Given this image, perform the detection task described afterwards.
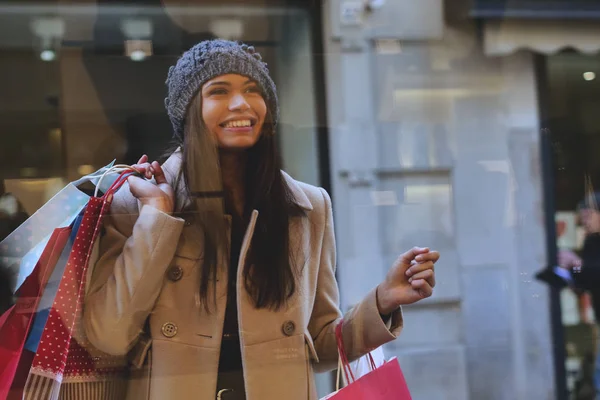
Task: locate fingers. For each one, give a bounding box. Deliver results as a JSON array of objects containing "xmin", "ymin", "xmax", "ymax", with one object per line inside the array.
[
  {"xmin": 127, "ymin": 175, "xmax": 142, "ymax": 185},
  {"xmin": 415, "ymin": 251, "xmax": 439, "ymax": 263},
  {"xmin": 408, "ymin": 269, "xmax": 435, "ymax": 288},
  {"xmin": 400, "ymin": 246, "xmax": 429, "ymax": 264},
  {"xmin": 152, "ymin": 161, "xmax": 168, "ymax": 185},
  {"xmin": 127, "ymin": 175, "xmax": 144, "ymax": 197},
  {"xmin": 558, "ymin": 253, "xmax": 570, "ymax": 269},
  {"xmin": 132, "ymin": 162, "xmax": 152, "ymax": 179},
  {"xmin": 411, "ymin": 279, "xmax": 433, "ymax": 299},
  {"xmin": 132, "ymin": 156, "xmax": 162, "ymax": 180},
  {"xmin": 406, "ymin": 260, "xmax": 434, "ymax": 277},
  {"xmin": 558, "ymin": 253, "xmax": 580, "ymax": 269}
]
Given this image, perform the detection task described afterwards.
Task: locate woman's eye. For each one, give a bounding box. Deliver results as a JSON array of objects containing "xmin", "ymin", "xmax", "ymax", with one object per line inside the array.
[
  {"xmin": 246, "ymin": 86, "xmax": 260, "ymax": 93},
  {"xmin": 209, "ymin": 88, "xmax": 227, "ymax": 95}
]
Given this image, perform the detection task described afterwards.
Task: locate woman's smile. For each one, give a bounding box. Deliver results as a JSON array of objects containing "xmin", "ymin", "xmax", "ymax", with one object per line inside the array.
[{"xmin": 201, "ymin": 74, "xmax": 267, "ymax": 150}]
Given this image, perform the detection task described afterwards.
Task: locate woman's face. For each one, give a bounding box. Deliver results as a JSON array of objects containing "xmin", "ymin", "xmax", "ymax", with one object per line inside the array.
[{"xmin": 200, "ymin": 74, "xmax": 267, "ymax": 151}]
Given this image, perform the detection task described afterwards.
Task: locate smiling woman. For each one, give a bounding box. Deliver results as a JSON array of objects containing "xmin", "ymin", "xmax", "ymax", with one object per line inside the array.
[
  {"xmin": 82, "ymin": 39, "xmax": 439, "ymax": 400},
  {"xmin": 199, "ymin": 74, "xmax": 267, "ymax": 151}
]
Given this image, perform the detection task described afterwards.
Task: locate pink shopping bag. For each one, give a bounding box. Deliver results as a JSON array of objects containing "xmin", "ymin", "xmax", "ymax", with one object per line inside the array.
[{"xmin": 321, "ymin": 320, "xmax": 412, "ymax": 400}]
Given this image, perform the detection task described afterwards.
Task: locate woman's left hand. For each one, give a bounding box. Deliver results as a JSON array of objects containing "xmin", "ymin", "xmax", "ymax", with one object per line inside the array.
[{"xmin": 376, "ymin": 247, "xmax": 440, "ymax": 315}]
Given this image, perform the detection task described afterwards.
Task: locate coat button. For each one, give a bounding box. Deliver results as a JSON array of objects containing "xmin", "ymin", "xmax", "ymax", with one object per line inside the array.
[
  {"xmin": 167, "ymin": 265, "xmax": 183, "ymax": 282},
  {"xmin": 282, "ymin": 320, "xmax": 296, "ymax": 336},
  {"xmin": 161, "ymin": 322, "xmax": 178, "ymax": 338},
  {"xmin": 184, "ymin": 215, "xmax": 195, "ymax": 227}
]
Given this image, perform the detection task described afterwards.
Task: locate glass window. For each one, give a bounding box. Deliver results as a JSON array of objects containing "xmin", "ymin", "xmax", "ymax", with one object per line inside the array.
[{"xmin": 4, "ymin": 1, "xmax": 600, "ymax": 399}]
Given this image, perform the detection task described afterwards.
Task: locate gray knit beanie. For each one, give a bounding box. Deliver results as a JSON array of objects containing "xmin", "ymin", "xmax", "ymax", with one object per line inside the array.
[{"xmin": 165, "ymin": 39, "xmax": 279, "ymax": 139}]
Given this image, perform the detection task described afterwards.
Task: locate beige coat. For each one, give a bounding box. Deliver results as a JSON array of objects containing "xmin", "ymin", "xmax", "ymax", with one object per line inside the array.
[{"xmin": 83, "ymin": 151, "xmax": 403, "ymax": 400}]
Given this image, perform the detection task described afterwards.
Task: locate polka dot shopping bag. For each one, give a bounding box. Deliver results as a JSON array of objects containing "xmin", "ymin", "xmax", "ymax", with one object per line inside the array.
[{"xmin": 20, "ymin": 169, "xmax": 138, "ymax": 400}]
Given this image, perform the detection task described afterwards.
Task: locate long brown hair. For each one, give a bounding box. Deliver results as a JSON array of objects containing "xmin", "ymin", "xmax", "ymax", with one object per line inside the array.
[{"xmin": 169, "ymin": 93, "xmax": 304, "ymax": 311}]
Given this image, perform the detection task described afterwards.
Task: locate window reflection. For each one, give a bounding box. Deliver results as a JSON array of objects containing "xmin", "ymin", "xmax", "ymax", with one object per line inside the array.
[{"xmin": 3, "ymin": 1, "xmax": 600, "ymax": 399}]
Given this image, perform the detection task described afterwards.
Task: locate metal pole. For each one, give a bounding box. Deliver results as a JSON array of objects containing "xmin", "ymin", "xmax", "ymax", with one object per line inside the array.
[
  {"xmin": 540, "ymin": 126, "xmax": 568, "ymax": 400},
  {"xmin": 534, "ymin": 51, "xmax": 568, "ymax": 400},
  {"xmin": 540, "ymin": 123, "xmax": 569, "ymax": 400}
]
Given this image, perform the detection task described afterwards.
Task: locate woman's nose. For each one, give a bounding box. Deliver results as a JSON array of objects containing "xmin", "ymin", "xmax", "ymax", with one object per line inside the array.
[{"xmin": 229, "ymin": 93, "xmax": 250, "ymax": 111}]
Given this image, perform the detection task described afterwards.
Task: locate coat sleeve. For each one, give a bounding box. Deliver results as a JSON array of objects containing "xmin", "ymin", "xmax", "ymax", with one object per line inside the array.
[
  {"xmin": 83, "ymin": 186, "xmax": 185, "ymax": 356},
  {"xmin": 572, "ymin": 263, "xmax": 600, "ymax": 290},
  {"xmin": 307, "ymin": 188, "xmax": 403, "ymax": 372},
  {"xmin": 572, "ymin": 235, "xmax": 600, "ymax": 290}
]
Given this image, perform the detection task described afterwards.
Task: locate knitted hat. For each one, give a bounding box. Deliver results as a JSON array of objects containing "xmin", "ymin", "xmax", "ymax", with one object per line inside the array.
[{"xmin": 164, "ymin": 39, "xmax": 278, "ymax": 139}]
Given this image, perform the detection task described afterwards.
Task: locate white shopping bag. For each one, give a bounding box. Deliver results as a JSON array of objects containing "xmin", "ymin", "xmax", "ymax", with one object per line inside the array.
[
  {"xmin": 349, "ymin": 346, "xmax": 386, "ymax": 377},
  {"xmin": 321, "ymin": 346, "xmax": 387, "ymax": 400},
  {"xmin": 0, "ymin": 161, "xmax": 122, "ymax": 291}
]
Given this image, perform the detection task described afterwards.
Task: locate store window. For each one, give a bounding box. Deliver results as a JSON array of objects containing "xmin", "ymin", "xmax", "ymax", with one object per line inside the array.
[{"xmin": 544, "ymin": 51, "xmax": 600, "ymax": 397}]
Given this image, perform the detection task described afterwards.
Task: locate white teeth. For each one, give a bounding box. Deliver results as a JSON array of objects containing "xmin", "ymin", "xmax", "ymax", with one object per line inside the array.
[{"xmin": 224, "ymin": 120, "xmax": 251, "ymax": 128}]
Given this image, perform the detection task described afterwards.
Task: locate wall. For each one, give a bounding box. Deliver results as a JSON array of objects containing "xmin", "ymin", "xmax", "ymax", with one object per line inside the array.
[{"xmin": 321, "ymin": 2, "xmax": 554, "ymax": 398}]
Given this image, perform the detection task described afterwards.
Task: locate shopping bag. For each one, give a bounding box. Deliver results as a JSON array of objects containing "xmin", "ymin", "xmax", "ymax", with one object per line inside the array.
[
  {"xmin": 0, "ymin": 227, "xmax": 71, "ymax": 399},
  {"xmin": 23, "ymin": 169, "xmax": 138, "ymax": 400},
  {"xmin": 24, "ymin": 211, "xmax": 85, "ymax": 353},
  {"xmin": 0, "ymin": 161, "xmax": 118, "ymax": 293},
  {"xmin": 7, "ymin": 213, "xmax": 84, "ymax": 400},
  {"xmin": 320, "ymin": 320, "xmax": 412, "ymax": 400},
  {"xmin": 350, "ymin": 346, "xmax": 385, "ymax": 378}
]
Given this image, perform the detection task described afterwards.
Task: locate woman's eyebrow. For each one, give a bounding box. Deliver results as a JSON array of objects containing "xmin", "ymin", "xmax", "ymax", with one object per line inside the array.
[{"xmin": 204, "ymin": 81, "xmax": 231, "ymax": 88}]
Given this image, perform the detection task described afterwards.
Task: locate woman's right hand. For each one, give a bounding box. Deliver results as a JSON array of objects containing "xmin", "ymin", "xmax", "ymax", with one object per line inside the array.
[
  {"xmin": 558, "ymin": 249, "xmax": 581, "ymax": 270},
  {"xmin": 128, "ymin": 155, "xmax": 175, "ymax": 215}
]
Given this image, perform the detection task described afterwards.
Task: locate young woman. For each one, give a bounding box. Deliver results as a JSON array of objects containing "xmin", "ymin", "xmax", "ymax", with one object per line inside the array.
[{"xmin": 83, "ymin": 39, "xmax": 439, "ymax": 400}]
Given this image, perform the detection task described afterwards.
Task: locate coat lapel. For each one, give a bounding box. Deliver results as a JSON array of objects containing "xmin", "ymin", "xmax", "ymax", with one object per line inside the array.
[{"xmin": 281, "ymin": 171, "xmax": 313, "ymax": 211}]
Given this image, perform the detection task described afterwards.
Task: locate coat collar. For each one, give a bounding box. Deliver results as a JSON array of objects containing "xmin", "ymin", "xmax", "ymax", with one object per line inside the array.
[
  {"xmin": 280, "ymin": 171, "xmax": 313, "ymax": 211},
  {"xmin": 161, "ymin": 149, "xmax": 313, "ymax": 212}
]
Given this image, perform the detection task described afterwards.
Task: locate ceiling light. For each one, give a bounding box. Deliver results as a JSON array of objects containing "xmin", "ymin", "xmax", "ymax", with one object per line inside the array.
[
  {"xmin": 40, "ymin": 50, "xmax": 56, "ymax": 62},
  {"xmin": 125, "ymin": 40, "xmax": 152, "ymax": 61},
  {"xmin": 31, "ymin": 17, "xmax": 64, "ymax": 62},
  {"xmin": 583, "ymin": 71, "xmax": 596, "ymax": 81},
  {"xmin": 130, "ymin": 50, "xmax": 147, "ymax": 62}
]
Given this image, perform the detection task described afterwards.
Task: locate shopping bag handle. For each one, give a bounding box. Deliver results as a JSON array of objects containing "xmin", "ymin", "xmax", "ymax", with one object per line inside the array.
[
  {"xmin": 103, "ymin": 170, "xmax": 138, "ymax": 200},
  {"xmin": 94, "ymin": 165, "xmax": 142, "ymax": 198},
  {"xmin": 70, "ymin": 160, "xmax": 116, "ymax": 188},
  {"xmin": 335, "ymin": 319, "xmax": 377, "ymax": 386}
]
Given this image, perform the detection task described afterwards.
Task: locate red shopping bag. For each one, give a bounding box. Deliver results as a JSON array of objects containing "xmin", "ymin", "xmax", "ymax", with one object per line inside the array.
[
  {"xmin": 7, "ymin": 212, "xmax": 85, "ymax": 400},
  {"xmin": 322, "ymin": 320, "xmax": 412, "ymax": 400},
  {"xmin": 23, "ymin": 171, "xmax": 135, "ymax": 399},
  {"xmin": 0, "ymin": 227, "xmax": 71, "ymax": 399}
]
